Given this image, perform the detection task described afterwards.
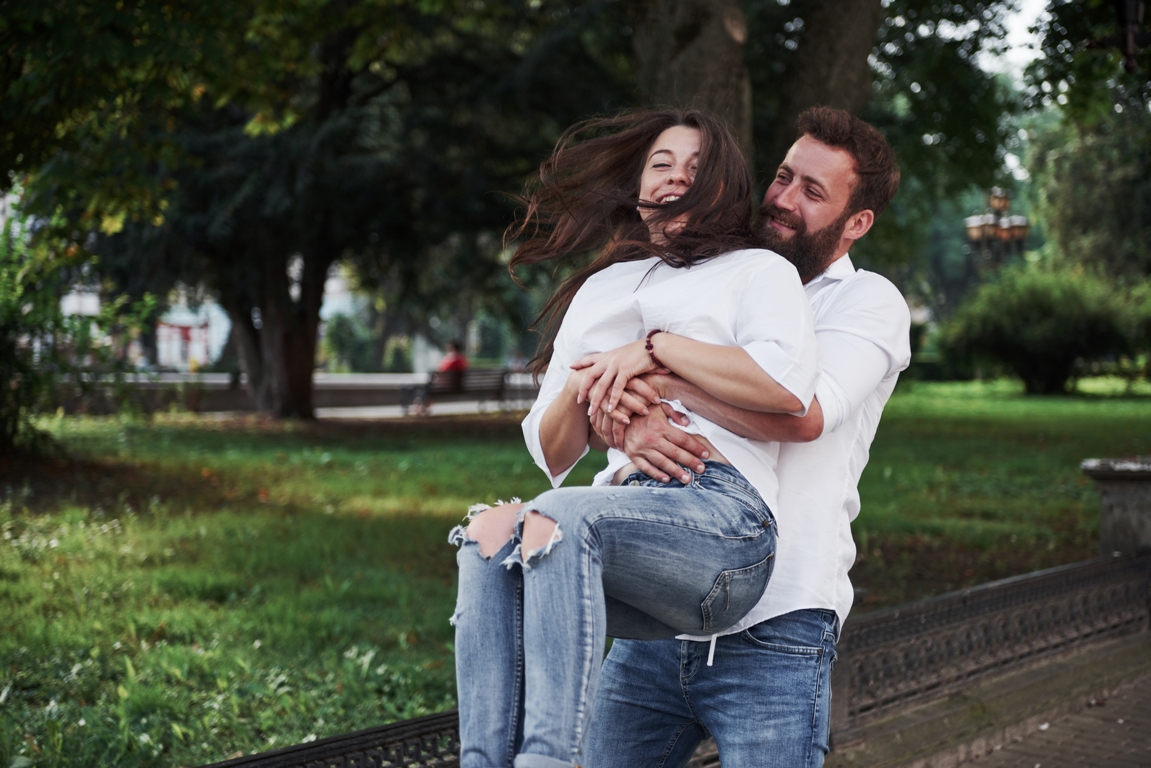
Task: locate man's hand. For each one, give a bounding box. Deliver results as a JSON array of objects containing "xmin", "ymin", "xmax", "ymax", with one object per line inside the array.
[{"xmin": 620, "ymin": 406, "xmax": 710, "ymax": 484}]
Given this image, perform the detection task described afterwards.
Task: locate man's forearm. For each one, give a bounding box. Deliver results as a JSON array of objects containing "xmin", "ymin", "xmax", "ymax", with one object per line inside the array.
[{"xmin": 661, "ymin": 375, "xmax": 823, "ymax": 443}]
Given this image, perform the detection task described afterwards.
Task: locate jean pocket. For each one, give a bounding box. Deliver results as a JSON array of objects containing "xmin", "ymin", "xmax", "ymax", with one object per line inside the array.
[
  {"xmin": 740, "ymin": 610, "xmax": 834, "ymax": 654},
  {"xmin": 700, "ymin": 552, "xmax": 774, "ymax": 633}
]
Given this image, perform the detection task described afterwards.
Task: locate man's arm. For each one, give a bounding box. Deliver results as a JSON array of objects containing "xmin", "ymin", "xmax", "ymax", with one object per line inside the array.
[
  {"xmin": 660, "ymin": 374, "xmax": 825, "ymax": 443},
  {"xmin": 593, "ymin": 380, "xmax": 821, "ymax": 484},
  {"xmin": 609, "ymin": 276, "xmax": 910, "ymax": 482}
]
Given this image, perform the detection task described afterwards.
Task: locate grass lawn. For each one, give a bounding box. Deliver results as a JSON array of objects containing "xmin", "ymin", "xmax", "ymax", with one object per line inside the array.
[{"xmin": 2, "ymin": 380, "xmax": 1150, "ymax": 767}]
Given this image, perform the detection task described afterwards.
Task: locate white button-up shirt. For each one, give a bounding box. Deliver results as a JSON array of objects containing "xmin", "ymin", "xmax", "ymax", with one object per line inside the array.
[
  {"xmin": 522, "ymin": 249, "xmax": 818, "ymax": 518},
  {"xmin": 691, "ymin": 254, "xmax": 912, "ymax": 639}
]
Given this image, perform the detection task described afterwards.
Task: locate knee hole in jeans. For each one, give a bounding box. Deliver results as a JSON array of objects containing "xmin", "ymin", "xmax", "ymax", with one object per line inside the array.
[
  {"xmin": 521, "ymin": 510, "xmax": 563, "ymax": 564},
  {"xmin": 464, "ymin": 503, "xmax": 522, "ymax": 559}
]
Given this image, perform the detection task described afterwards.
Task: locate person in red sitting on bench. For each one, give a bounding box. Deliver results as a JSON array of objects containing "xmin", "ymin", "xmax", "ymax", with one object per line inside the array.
[
  {"xmin": 435, "ymin": 340, "xmax": 467, "ymax": 391},
  {"xmin": 415, "ymin": 340, "xmax": 468, "ymax": 415}
]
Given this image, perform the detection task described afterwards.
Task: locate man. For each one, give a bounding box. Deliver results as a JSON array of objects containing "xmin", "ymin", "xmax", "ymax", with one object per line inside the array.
[{"xmin": 584, "ymin": 107, "xmax": 911, "ymax": 767}]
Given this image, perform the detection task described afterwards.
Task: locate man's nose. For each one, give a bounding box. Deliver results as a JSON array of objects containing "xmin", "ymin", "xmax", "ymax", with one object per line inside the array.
[{"xmin": 771, "ymin": 182, "xmax": 799, "ymax": 210}]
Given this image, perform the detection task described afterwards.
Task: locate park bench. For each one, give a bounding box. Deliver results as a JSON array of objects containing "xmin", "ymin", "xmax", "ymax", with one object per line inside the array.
[{"xmin": 399, "ymin": 368, "xmax": 512, "ymax": 415}]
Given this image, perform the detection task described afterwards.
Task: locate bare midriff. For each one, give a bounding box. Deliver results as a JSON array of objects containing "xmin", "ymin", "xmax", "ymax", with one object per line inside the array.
[{"xmin": 610, "ymin": 435, "xmax": 730, "ymax": 485}]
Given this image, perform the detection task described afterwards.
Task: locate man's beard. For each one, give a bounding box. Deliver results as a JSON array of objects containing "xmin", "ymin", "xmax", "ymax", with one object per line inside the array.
[{"xmin": 757, "ymin": 203, "xmax": 851, "ymax": 283}]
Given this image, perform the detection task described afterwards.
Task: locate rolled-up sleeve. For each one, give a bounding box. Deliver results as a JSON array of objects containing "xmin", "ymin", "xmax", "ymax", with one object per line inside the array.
[
  {"xmin": 521, "ymin": 333, "xmax": 586, "ymax": 488},
  {"xmin": 735, "ymin": 259, "xmax": 819, "ymax": 414},
  {"xmin": 814, "ymin": 275, "xmax": 912, "ymax": 435}
]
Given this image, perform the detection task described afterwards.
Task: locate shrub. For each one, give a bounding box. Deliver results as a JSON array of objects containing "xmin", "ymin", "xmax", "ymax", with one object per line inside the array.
[
  {"xmin": 0, "ymin": 221, "xmax": 76, "ymax": 454},
  {"xmin": 941, "ymin": 263, "xmax": 1131, "ymax": 395},
  {"xmin": 1, "ymin": 216, "xmax": 154, "ymax": 454},
  {"xmin": 323, "ymin": 313, "xmax": 381, "ymax": 372}
]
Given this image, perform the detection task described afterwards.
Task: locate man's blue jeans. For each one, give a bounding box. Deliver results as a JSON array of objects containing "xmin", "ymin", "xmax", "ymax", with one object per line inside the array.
[
  {"xmin": 451, "ymin": 462, "xmax": 776, "ymax": 768},
  {"xmin": 586, "ymin": 609, "xmax": 839, "ymax": 768}
]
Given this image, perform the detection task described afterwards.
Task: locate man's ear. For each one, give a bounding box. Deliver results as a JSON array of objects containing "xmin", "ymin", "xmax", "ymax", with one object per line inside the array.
[{"xmin": 842, "ymin": 209, "xmax": 875, "ymax": 243}]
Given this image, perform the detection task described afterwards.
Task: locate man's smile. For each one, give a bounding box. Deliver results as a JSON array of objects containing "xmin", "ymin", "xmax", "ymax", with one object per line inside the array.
[{"xmin": 766, "ymin": 210, "xmax": 801, "ymax": 235}]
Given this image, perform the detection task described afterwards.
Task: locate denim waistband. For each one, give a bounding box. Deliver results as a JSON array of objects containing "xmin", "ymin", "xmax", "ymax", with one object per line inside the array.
[{"xmin": 622, "ymin": 460, "xmax": 769, "ymax": 516}]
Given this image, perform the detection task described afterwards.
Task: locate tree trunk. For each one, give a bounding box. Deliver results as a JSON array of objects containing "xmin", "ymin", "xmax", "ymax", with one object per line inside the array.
[
  {"xmin": 760, "ymin": 0, "xmax": 886, "ymax": 171},
  {"xmin": 220, "ymin": 295, "xmax": 274, "ymax": 411},
  {"xmin": 217, "ymin": 250, "xmax": 330, "ymax": 418},
  {"xmin": 632, "ymin": 0, "xmax": 754, "ymax": 165}
]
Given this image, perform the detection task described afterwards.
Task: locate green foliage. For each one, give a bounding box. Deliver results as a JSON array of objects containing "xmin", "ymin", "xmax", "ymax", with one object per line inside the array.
[
  {"xmin": 1029, "ymin": 107, "xmax": 1151, "ymax": 279},
  {"xmin": 1026, "ymin": 0, "xmax": 1151, "ymax": 126},
  {"xmin": 743, "ymin": 0, "xmax": 1016, "ymax": 272},
  {"xmin": 0, "ymin": 210, "xmax": 157, "ymax": 454},
  {"xmin": 941, "ymin": 261, "xmax": 1132, "ymax": 395},
  {"xmin": 0, "ymin": 218, "xmax": 69, "ymax": 453},
  {"xmin": 323, "ymin": 314, "xmax": 381, "ymax": 373}
]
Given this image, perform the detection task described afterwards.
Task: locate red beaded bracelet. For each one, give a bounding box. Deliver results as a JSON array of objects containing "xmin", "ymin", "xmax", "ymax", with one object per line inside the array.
[{"xmin": 645, "ymin": 329, "xmax": 664, "ymax": 368}]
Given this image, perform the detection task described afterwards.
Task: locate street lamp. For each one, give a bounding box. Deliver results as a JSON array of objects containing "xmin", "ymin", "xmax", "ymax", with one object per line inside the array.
[{"xmin": 963, "ymin": 187, "xmax": 1029, "ymax": 270}]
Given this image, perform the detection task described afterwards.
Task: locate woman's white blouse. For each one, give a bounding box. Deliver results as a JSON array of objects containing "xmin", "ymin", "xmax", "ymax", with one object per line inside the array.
[{"xmin": 521, "ymin": 248, "xmax": 818, "ymax": 517}]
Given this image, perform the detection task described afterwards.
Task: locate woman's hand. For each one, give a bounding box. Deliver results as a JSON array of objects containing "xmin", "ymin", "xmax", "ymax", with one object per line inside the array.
[{"xmin": 571, "ymin": 340, "xmax": 664, "ymax": 417}]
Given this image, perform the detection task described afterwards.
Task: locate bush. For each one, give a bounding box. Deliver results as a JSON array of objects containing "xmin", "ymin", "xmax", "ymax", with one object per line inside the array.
[
  {"xmin": 0, "ymin": 221, "xmax": 76, "ymax": 453},
  {"xmin": 941, "ymin": 263, "xmax": 1131, "ymax": 395},
  {"xmin": 1, "ymin": 216, "xmax": 154, "ymax": 454},
  {"xmin": 323, "ymin": 313, "xmax": 381, "ymax": 372}
]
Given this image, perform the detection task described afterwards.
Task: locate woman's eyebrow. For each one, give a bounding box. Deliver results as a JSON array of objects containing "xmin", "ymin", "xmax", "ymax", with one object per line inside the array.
[{"xmin": 648, "ymin": 148, "xmax": 675, "ymax": 161}]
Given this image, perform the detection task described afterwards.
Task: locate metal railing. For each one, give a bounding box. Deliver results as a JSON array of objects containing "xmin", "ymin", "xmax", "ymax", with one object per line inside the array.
[{"xmin": 830, "ymin": 554, "xmax": 1151, "ymax": 730}]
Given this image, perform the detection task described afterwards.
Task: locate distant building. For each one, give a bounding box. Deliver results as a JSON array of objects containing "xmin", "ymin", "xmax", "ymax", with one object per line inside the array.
[
  {"xmin": 59, "ymin": 264, "xmax": 359, "ymax": 372},
  {"xmin": 156, "ymin": 298, "xmax": 230, "ymax": 372}
]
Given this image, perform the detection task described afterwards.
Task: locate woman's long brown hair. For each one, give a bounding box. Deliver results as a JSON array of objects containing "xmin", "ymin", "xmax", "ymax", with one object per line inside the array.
[{"xmin": 506, "ymin": 109, "xmax": 757, "ymax": 376}]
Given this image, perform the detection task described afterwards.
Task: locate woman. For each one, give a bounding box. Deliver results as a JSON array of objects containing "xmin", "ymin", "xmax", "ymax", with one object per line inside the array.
[{"xmin": 451, "ymin": 110, "xmax": 817, "ymax": 768}]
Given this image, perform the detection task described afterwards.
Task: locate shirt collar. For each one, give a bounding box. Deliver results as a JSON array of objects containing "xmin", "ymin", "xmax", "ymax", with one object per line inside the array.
[{"xmin": 806, "ymin": 253, "xmax": 855, "ymax": 289}]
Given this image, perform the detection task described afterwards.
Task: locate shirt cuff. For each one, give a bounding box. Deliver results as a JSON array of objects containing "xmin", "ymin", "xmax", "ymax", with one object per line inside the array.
[
  {"xmin": 742, "ymin": 340, "xmax": 817, "ymax": 415},
  {"xmin": 813, "ymin": 375, "xmax": 850, "ymax": 437},
  {"xmin": 522, "ymin": 415, "xmax": 586, "ymax": 488}
]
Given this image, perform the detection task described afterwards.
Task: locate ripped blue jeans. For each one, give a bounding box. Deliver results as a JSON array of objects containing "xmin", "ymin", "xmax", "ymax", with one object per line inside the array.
[{"xmin": 449, "ymin": 461, "xmax": 776, "ymax": 768}]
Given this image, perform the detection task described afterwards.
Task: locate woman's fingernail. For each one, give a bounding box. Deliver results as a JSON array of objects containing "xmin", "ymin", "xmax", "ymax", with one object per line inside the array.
[
  {"xmin": 701, "ymin": 451, "xmax": 709, "ymax": 458},
  {"xmin": 622, "ymin": 417, "xmax": 630, "ymax": 424},
  {"xmin": 696, "ymin": 464, "xmax": 705, "ymax": 473},
  {"xmin": 681, "ymin": 474, "xmax": 690, "ymax": 483},
  {"xmin": 640, "ymin": 408, "xmax": 649, "ymax": 415}
]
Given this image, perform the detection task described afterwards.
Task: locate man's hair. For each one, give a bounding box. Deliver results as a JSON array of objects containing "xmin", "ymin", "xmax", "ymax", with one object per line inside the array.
[{"xmin": 795, "ymin": 107, "xmax": 900, "ymax": 218}]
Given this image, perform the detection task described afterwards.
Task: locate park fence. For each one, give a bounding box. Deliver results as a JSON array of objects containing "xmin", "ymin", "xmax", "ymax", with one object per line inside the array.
[{"xmin": 202, "ymin": 553, "xmax": 1151, "ymax": 768}]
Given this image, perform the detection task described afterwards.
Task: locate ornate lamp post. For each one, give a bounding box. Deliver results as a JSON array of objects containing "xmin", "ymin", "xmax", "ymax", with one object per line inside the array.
[{"xmin": 963, "ymin": 187, "xmax": 1030, "ymax": 271}]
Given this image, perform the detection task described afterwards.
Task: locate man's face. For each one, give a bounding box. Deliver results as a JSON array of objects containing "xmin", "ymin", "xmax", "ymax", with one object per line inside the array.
[{"xmin": 758, "ymin": 136, "xmax": 859, "ymax": 283}]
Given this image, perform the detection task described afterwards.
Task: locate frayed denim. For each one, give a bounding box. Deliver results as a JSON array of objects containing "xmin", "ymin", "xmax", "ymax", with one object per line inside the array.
[{"xmin": 451, "ymin": 462, "xmax": 776, "ymax": 768}]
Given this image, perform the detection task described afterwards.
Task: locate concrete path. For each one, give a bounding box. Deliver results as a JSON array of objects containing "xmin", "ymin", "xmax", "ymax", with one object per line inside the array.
[
  {"xmin": 315, "ymin": 399, "xmax": 534, "ymax": 420},
  {"xmin": 969, "ymin": 675, "xmax": 1151, "ymax": 767}
]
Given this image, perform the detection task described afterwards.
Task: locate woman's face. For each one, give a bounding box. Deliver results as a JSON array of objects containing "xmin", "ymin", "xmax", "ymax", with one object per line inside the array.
[{"xmin": 638, "ymin": 125, "xmax": 701, "ymax": 243}]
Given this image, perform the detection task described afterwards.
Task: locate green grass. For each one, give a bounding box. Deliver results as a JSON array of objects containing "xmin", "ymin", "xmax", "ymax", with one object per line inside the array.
[
  {"xmin": 852, "ymin": 379, "xmax": 1151, "ymax": 606},
  {"xmin": 2, "ymin": 382, "xmax": 1151, "ymax": 766},
  {"xmin": 1, "ymin": 414, "xmax": 603, "ymax": 768}
]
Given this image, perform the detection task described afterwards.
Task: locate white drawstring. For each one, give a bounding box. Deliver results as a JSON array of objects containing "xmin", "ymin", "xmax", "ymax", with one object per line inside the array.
[{"xmin": 706, "ymin": 634, "xmax": 717, "ymax": 666}]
